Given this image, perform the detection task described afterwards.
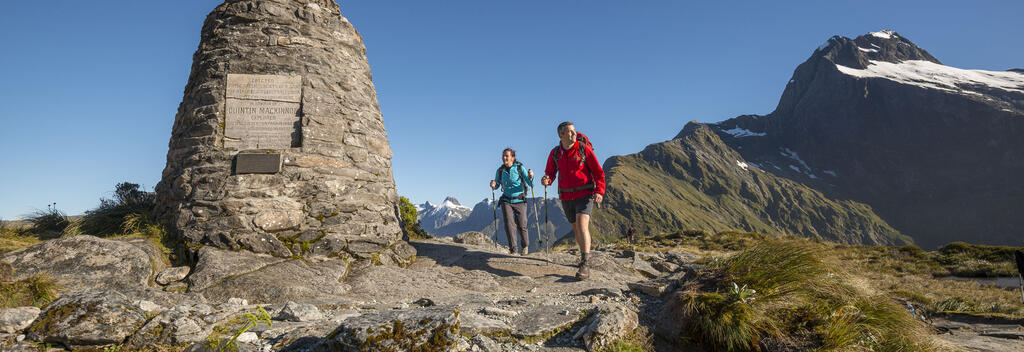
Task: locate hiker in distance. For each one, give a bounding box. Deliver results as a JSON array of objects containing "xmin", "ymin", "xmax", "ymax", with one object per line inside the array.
[
  {"xmin": 541, "ymin": 121, "xmax": 606, "ymax": 280},
  {"xmin": 491, "ymin": 148, "xmax": 535, "ymax": 256}
]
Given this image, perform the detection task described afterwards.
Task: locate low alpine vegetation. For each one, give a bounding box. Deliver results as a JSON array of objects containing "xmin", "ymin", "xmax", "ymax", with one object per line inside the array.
[
  {"xmin": 80, "ymin": 182, "xmax": 157, "ymax": 237},
  {"xmin": 677, "ymin": 239, "xmax": 930, "ymax": 351},
  {"xmin": 26, "ymin": 203, "xmax": 73, "ymax": 239},
  {"xmin": 0, "ymin": 272, "xmax": 59, "ymax": 309},
  {"xmin": 398, "ymin": 196, "xmax": 430, "ymax": 240}
]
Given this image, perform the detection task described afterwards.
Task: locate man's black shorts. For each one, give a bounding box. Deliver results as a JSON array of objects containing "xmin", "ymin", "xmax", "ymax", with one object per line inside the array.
[{"xmin": 561, "ymin": 194, "xmax": 596, "ymax": 223}]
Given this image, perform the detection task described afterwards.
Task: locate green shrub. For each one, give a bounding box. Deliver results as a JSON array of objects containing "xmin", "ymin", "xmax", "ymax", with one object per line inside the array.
[
  {"xmin": 26, "ymin": 203, "xmax": 71, "ymax": 239},
  {"xmin": 398, "ymin": 196, "xmax": 430, "ymax": 240},
  {"xmin": 80, "ymin": 182, "xmax": 156, "ymax": 237}
]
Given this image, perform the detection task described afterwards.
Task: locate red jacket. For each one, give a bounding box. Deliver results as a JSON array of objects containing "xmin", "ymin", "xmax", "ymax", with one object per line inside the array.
[{"xmin": 544, "ymin": 139, "xmax": 605, "ymax": 201}]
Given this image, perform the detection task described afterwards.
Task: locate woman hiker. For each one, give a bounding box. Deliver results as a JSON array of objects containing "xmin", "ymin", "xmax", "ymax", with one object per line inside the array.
[
  {"xmin": 541, "ymin": 121, "xmax": 605, "ymax": 280},
  {"xmin": 490, "ymin": 148, "xmax": 535, "ymax": 256}
]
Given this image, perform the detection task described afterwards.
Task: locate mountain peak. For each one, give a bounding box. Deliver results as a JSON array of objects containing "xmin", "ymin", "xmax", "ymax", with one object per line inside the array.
[
  {"xmin": 814, "ymin": 30, "xmax": 939, "ymax": 69},
  {"xmin": 442, "ymin": 196, "xmax": 462, "ymax": 206}
]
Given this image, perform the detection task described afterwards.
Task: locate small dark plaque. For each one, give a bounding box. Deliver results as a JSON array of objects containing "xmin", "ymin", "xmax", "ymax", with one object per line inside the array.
[{"xmin": 235, "ymin": 153, "xmax": 282, "ymax": 174}]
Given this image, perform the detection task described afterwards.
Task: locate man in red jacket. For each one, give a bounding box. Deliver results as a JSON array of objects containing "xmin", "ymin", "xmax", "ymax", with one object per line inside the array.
[{"xmin": 541, "ymin": 121, "xmax": 605, "ymax": 280}]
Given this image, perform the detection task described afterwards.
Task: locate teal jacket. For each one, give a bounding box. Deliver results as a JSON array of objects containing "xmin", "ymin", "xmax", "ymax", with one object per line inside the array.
[{"xmin": 493, "ymin": 162, "xmax": 534, "ymax": 204}]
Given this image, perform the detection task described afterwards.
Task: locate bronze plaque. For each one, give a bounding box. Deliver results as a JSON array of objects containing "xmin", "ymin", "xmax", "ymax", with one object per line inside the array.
[
  {"xmin": 235, "ymin": 153, "xmax": 282, "ymax": 174},
  {"xmin": 224, "ymin": 74, "xmax": 302, "ymax": 149}
]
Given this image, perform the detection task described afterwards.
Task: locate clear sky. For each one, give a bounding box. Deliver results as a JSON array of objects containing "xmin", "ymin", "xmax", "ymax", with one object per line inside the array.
[{"xmin": 0, "ymin": 1, "xmax": 1021, "ymax": 219}]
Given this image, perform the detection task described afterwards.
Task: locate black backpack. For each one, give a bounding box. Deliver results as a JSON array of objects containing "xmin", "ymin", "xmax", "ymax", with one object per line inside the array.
[{"xmin": 553, "ymin": 131, "xmax": 593, "ymax": 167}]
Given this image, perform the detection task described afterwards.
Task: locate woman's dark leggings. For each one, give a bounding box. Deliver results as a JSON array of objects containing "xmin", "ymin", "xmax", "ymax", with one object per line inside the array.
[{"xmin": 500, "ymin": 201, "xmax": 528, "ymax": 252}]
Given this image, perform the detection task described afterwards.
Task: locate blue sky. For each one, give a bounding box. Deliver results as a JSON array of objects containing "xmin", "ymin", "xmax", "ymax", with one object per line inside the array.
[{"xmin": 0, "ymin": 1, "xmax": 1021, "ymax": 219}]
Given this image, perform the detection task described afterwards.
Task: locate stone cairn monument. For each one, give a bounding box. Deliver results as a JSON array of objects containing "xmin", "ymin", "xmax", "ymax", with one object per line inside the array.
[{"xmin": 155, "ymin": 0, "xmax": 414, "ymax": 277}]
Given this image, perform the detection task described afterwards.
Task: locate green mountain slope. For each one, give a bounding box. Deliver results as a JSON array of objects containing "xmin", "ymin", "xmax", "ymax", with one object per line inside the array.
[{"xmin": 592, "ymin": 123, "xmax": 911, "ymax": 245}]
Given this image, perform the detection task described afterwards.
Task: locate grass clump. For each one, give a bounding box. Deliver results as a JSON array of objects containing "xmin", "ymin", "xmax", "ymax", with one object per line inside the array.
[
  {"xmin": 80, "ymin": 182, "xmax": 157, "ymax": 237},
  {"xmin": 677, "ymin": 239, "xmax": 930, "ymax": 351},
  {"xmin": 0, "ymin": 220, "xmax": 42, "ymax": 254},
  {"xmin": 25, "ymin": 203, "xmax": 73, "ymax": 239},
  {"xmin": 0, "ymin": 274, "xmax": 59, "ymax": 309},
  {"xmin": 597, "ymin": 325, "xmax": 654, "ymax": 352}
]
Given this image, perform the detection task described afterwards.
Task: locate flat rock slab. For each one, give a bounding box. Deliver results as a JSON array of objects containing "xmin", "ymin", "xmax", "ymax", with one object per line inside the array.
[
  {"xmin": 188, "ymin": 247, "xmax": 350, "ymax": 303},
  {"xmin": 509, "ymin": 304, "xmax": 585, "ymax": 338},
  {"xmin": 26, "ymin": 290, "xmax": 147, "ymax": 348},
  {"xmin": 0, "ymin": 307, "xmax": 40, "ymax": 334},
  {"xmin": 1, "ymin": 236, "xmax": 159, "ymax": 293},
  {"xmin": 459, "ymin": 312, "xmax": 511, "ymax": 335},
  {"xmin": 317, "ymin": 307, "xmax": 460, "ymax": 351}
]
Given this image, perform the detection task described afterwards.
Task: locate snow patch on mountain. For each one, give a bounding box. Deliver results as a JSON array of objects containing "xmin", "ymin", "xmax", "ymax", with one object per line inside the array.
[
  {"xmin": 835, "ymin": 60, "xmax": 1024, "ymax": 95},
  {"xmin": 781, "ymin": 148, "xmax": 818, "ymax": 179},
  {"xmin": 869, "ymin": 30, "xmax": 896, "ymax": 39},
  {"xmin": 722, "ymin": 126, "xmax": 767, "ymax": 138}
]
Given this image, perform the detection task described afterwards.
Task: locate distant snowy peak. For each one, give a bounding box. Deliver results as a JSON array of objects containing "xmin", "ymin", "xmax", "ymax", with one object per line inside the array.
[
  {"xmin": 417, "ymin": 196, "xmax": 472, "ymax": 230},
  {"xmin": 441, "ymin": 196, "xmax": 464, "ymax": 207},
  {"xmin": 813, "ymin": 30, "xmax": 939, "ymax": 70}
]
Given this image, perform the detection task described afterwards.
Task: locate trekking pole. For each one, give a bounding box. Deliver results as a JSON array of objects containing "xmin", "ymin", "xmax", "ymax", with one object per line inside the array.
[
  {"xmin": 491, "ymin": 187, "xmax": 498, "ymax": 246},
  {"xmin": 530, "ymin": 183, "xmax": 542, "ymax": 252},
  {"xmin": 543, "ymin": 184, "xmax": 550, "ymax": 252}
]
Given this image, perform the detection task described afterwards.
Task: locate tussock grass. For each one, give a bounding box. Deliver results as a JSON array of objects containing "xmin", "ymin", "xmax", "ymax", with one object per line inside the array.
[
  {"xmin": 597, "ymin": 325, "xmax": 654, "ymax": 352},
  {"xmin": 0, "ymin": 221, "xmax": 41, "ymax": 254},
  {"xmin": 0, "ymin": 274, "xmax": 59, "ymax": 309},
  {"xmin": 678, "ymin": 239, "xmax": 931, "ymax": 351},
  {"xmin": 26, "ymin": 204, "xmax": 72, "ymax": 239},
  {"xmin": 80, "ymin": 182, "xmax": 156, "ymax": 237}
]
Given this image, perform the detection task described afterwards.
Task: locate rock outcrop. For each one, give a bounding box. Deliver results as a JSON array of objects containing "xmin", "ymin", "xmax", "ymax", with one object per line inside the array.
[{"xmin": 154, "ymin": 0, "xmax": 411, "ymax": 265}]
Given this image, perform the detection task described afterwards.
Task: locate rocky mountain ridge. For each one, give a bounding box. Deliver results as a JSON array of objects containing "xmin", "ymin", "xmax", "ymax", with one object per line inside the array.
[
  {"xmin": 597, "ymin": 30, "xmax": 1024, "ymax": 248},
  {"xmin": 714, "ymin": 30, "xmax": 1024, "ymax": 248}
]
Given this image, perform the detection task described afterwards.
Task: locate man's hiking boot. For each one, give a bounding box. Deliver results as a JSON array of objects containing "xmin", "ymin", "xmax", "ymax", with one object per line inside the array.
[
  {"xmin": 521, "ymin": 246, "xmax": 529, "ymax": 256},
  {"xmin": 575, "ymin": 261, "xmax": 591, "ymax": 280},
  {"xmin": 575, "ymin": 252, "xmax": 592, "ymax": 280}
]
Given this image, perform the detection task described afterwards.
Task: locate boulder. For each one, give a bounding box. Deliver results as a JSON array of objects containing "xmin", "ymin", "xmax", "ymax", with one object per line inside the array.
[
  {"xmin": 1, "ymin": 236, "xmax": 161, "ymax": 293},
  {"xmin": 155, "ymin": 266, "xmax": 191, "ymax": 285},
  {"xmin": 573, "ymin": 303, "xmax": 639, "ymax": 351},
  {"xmin": 453, "ymin": 232, "xmax": 495, "ymax": 247},
  {"xmin": 125, "ymin": 302, "xmax": 215, "ymax": 349},
  {"xmin": 26, "ymin": 290, "xmax": 146, "ymax": 348},
  {"xmin": 0, "ymin": 307, "xmax": 40, "ymax": 334},
  {"xmin": 317, "ymin": 307, "xmax": 460, "ymax": 351},
  {"xmin": 276, "ymin": 301, "xmax": 324, "ymax": 322}
]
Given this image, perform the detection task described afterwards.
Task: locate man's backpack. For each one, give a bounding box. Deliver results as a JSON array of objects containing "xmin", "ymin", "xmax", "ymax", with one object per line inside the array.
[{"xmin": 553, "ymin": 131, "xmax": 593, "ymax": 167}]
